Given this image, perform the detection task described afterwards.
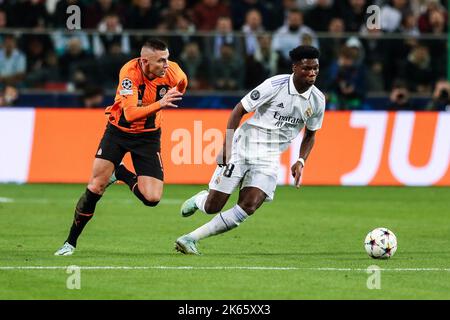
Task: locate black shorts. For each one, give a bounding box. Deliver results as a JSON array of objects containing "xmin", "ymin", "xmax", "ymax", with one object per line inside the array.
[{"xmin": 95, "ymin": 123, "xmax": 164, "ymax": 181}]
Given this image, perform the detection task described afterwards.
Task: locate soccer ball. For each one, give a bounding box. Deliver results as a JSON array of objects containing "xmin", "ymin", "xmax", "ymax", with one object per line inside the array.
[{"xmin": 364, "ymin": 227, "xmax": 397, "ymax": 259}]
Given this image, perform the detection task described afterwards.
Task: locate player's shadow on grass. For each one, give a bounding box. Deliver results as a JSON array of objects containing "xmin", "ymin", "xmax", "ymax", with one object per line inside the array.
[
  {"xmin": 201, "ymin": 251, "xmax": 450, "ymax": 259},
  {"xmin": 203, "ymin": 252, "xmax": 367, "ymax": 258},
  {"xmin": 78, "ymin": 251, "xmax": 364, "ymax": 259}
]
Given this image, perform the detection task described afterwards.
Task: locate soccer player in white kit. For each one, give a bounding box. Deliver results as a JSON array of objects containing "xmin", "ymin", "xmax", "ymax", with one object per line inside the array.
[{"xmin": 175, "ymin": 45, "xmax": 325, "ymax": 255}]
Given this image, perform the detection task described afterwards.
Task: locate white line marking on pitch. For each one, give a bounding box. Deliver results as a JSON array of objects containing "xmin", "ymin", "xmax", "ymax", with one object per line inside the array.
[{"xmin": 1, "ymin": 266, "xmax": 450, "ymax": 272}]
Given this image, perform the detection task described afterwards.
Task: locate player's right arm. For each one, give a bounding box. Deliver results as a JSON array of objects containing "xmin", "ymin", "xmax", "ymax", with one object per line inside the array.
[
  {"xmin": 217, "ymin": 102, "xmax": 248, "ymax": 165},
  {"xmin": 217, "ymin": 78, "xmax": 276, "ymax": 165}
]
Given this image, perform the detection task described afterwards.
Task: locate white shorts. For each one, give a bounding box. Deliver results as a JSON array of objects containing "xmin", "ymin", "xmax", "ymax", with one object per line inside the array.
[{"xmin": 208, "ymin": 163, "xmax": 278, "ymax": 201}]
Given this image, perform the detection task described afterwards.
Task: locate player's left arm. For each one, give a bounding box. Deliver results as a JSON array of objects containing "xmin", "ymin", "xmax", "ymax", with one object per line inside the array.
[
  {"xmin": 291, "ymin": 96, "xmax": 325, "ymax": 188},
  {"xmin": 291, "ymin": 128, "xmax": 316, "ymax": 188},
  {"xmin": 171, "ymin": 62, "xmax": 188, "ymax": 94},
  {"xmin": 175, "ymin": 70, "xmax": 188, "ymax": 94}
]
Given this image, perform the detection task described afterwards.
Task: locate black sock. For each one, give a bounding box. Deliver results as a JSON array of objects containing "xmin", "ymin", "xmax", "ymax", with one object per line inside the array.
[
  {"xmin": 133, "ymin": 183, "xmax": 159, "ymax": 207},
  {"xmin": 116, "ymin": 165, "xmax": 159, "ymax": 207},
  {"xmin": 66, "ymin": 188, "xmax": 102, "ymax": 247},
  {"xmin": 132, "ymin": 184, "xmax": 147, "ymax": 202},
  {"xmin": 115, "ymin": 164, "xmax": 137, "ymax": 189}
]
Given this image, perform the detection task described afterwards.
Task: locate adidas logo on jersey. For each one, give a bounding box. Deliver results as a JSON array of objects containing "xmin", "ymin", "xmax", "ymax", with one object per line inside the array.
[{"xmin": 276, "ymin": 103, "xmax": 284, "ymax": 108}]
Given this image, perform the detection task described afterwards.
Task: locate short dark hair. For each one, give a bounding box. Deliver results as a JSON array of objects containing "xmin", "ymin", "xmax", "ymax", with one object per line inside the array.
[
  {"xmin": 289, "ymin": 45, "xmax": 320, "ymax": 63},
  {"xmin": 142, "ymin": 39, "xmax": 168, "ymax": 51}
]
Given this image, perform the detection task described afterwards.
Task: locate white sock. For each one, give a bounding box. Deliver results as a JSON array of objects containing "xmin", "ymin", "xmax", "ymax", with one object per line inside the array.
[
  {"xmin": 194, "ymin": 191, "xmax": 209, "ymax": 213},
  {"xmin": 188, "ymin": 205, "xmax": 249, "ymax": 241}
]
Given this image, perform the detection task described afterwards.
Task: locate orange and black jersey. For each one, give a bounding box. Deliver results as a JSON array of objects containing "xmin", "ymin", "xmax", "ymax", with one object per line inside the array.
[{"xmin": 105, "ymin": 58, "xmax": 187, "ymax": 134}]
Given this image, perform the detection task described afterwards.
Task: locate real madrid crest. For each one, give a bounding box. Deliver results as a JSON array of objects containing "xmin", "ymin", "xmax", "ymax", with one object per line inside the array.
[{"xmin": 305, "ymin": 105, "xmax": 313, "ymax": 117}]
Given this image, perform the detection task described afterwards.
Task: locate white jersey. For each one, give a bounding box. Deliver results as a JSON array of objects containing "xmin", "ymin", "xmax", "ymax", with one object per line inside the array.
[{"xmin": 231, "ymin": 74, "xmax": 325, "ymax": 165}]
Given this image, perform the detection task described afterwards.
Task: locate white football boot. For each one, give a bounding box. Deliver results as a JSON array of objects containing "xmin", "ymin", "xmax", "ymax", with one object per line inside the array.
[
  {"xmin": 54, "ymin": 242, "xmax": 75, "ymax": 256},
  {"xmin": 180, "ymin": 190, "xmax": 208, "ymax": 217},
  {"xmin": 175, "ymin": 235, "xmax": 201, "ymax": 255}
]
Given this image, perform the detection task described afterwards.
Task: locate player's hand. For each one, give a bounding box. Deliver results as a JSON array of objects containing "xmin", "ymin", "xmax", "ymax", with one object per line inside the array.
[
  {"xmin": 291, "ymin": 162, "xmax": 304, "ymax": 188},
  {"xmin": 159, "ymin": 86, "xmax": 183, "ymax": 109}
]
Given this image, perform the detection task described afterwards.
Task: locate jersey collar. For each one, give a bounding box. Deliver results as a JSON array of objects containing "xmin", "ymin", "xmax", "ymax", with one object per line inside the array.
[{"xmin": 288, "ymin": 74, "xmax": 313, "ymax": 99}]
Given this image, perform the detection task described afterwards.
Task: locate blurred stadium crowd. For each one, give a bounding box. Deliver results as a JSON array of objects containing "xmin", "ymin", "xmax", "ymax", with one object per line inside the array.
[{"xmin": 0, "ymin": 0, "xmax": 449, "ymax": 110}]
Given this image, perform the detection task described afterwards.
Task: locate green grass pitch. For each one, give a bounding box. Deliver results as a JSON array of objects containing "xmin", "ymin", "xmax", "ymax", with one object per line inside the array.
[{"xmin": 0, "ymin": 184, "xmax": 449, "ymax": 299}]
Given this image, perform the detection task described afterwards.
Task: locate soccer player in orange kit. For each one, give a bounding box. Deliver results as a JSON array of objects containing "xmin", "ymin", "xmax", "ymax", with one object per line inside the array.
[{"xmin": 55, "ymin": 39, "xmax": 187, "ymax": 256}]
